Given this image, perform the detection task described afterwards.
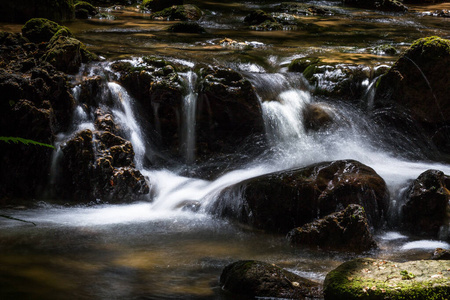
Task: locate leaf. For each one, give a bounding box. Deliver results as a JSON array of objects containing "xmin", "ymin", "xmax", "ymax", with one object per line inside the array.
[{"xmin": 0, "ymin": 137, "xmax": 55, "ymax": 149}]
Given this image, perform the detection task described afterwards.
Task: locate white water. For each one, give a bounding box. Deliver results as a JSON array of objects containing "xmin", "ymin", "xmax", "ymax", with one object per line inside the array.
[{"xmin": 180, "ymin": 71, "xmax": 198, "ymax": 164}]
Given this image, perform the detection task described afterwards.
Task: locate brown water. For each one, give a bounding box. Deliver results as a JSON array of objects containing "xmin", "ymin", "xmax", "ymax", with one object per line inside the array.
[{"xmin": 1, "ymin": 1, "xmax": 450, "ymax": 299}]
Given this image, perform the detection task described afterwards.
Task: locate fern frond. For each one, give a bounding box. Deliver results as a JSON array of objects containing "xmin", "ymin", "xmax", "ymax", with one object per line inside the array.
[{"xmin": 0, "ymin": 137, "xmax": 55, "ymax": 149}]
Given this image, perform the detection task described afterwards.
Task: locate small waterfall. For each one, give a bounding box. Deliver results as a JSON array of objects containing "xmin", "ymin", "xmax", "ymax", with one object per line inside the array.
[
  {"xmin": 108, "ymin": 82, "xmax": 147, "ymax": 169},
  {"xmin": 180, "ymin": 71, "xmax": 198, "ymax": 165}
]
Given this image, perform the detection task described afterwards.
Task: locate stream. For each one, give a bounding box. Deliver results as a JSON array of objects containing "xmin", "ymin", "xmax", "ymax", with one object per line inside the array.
[{"xmin": 1, "ymin": 0, "xmax": 450, "ymax": 299}]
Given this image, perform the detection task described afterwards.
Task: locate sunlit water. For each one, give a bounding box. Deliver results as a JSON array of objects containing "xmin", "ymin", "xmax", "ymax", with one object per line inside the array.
[{"xmin": 1, "ymin": 0, "xmax": 450, "ymax": 299}]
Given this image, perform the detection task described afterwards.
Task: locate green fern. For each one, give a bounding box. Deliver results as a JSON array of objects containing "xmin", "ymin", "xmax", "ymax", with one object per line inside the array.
[{"xmin": 0, "ymin": 137, "xmax": 55, "ymax": 149}]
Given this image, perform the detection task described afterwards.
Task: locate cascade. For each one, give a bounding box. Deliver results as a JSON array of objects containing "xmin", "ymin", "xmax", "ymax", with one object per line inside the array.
[{"xmin": 180, "ymin": 71, "xmax": 198, "ymax": 165}]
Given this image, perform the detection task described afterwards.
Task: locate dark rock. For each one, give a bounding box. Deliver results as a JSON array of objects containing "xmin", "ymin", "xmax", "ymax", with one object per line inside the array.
[
  {"xmin": 168, "ymin": 22, "xmax": 205, "ymax": 33},
  {"xmin": 278, "ymin": 2, "xmax": 335, "ymax": 15},
  {"xmin": 288, "ymin": 57, "xmax": 321, "ymax": 73},
  {"xmin": 197, "ymin": 66, "xmax": 266, "ymax": 162},
  {"xmin": 324, "ymin": 258, "xmax": 450, "ymax": 300},
  {"xmin": 303, "ymin": 103, "xmax": 335, "ymax": 132},
  {"xmin": 287, "ymin": 204, "xmax": 377, "ymax": 252},
  {"xmin": 220, "ymin": 260, "xmax": 323, "ymax": 299},
  {"xmin": 250, "ymin": 20, "xmax": 284, "ymax": 31},
  {"xmin": 151, "ymin": 4, "xmax": 202, "ymax": 21},
  {"xmin": 342, "ymin": 0, "xmax": 408, "ymax": 12},
  {"xmin": 375, "ymin": 36, "xmax": 450, "ymax": 124},
  {"xmin": 244, "ymin": 10, "xmax": 277, "ymax": 25},
  {"xmin": 0, "ymin": 0, "xmax": 74, "ymax": 23},
  {"xmin": 431, "ymin": 248, "xmax": 450, "ymax": 260},
  {"xmin": 213, "ymin": 160, "xmax": 389, "ymax": 233},
  {"xmin": 401, "ymin": 169, "xmax": 450, "ymax": 237},
  {"xmin": 74, "ymin": 1, "xmax": 99, "ymax": 18},
  {"xmin": 22, "ymin": 18, "xmax": 62, "ymax": 43},
  {"xmin": 141, "ymin": 0, "xmax": 183, "ymax": 12}
]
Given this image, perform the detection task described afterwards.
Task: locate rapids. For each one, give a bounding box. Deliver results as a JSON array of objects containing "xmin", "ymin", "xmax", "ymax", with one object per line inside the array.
[{"xmin": 1, "ymin": 0, "xmax": 450, "ymax": 299}]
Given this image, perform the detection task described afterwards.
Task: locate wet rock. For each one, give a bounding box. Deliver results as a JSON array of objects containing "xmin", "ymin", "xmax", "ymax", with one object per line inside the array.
[
  {"xmin": 220, "ymin": 260, "xmax": 323, "ymax": 299},
  {"xmin": 213, "ymin": 160, "xmax": 389, "ymax": 233},
  {"xmin": 59, "ymin": 129, "xmax": 150, "ymax": 203},
  {"xmin": 303, "ymin": 103, "xmax": 335, "ymax": 132},
  {"xmin": 431, "ymin": 248, "xmax": 450, "ymax": 260},
  {"xmin": 197, "ymin": 66, "xmax": 266, "ymax": 162},
  {"xmin": 141, "ymin": 0, "xmax": 183, "ymax": 12},
  {"xmin": 401, "ymin": 169, "xmax": 450, "ymax": 238},
  {"xmin": 375, "ymin": 36, "xmax": 450, "ymax": 128},
  {"xmin": 74, "ymin": 1, "xmax": 99, "ymax": 19},
  {"xmin": 0, "ymin": 0, "xmax": 74, "ymax": 23},
  {"xmin": 168, "ymin": 22, "xmax": 205, "ymax": 33},
  {"xmin": 287, "ymin": 204, "xmax": 377, "ymax": 253},
  {"xmin": 278, "ymin": 2, "xmax": 335, "ymax": 15},
  {"xmin": 244, "ymin": 10, "xmax": 277, "ymax": 25},
  {"xmin": 324, "ymin": 258, "xmax": 450, "ymax": 300},
  {"xmin": 22, "ymin": 18, "xmax": 65, "ymax": 43},
  {"xmin": 342, "ymin": 0, "xmax": 408, "ymax": 12},
  {"xmin": 151, "ymin": 4, "xmax": 202, "ymax": 21}
]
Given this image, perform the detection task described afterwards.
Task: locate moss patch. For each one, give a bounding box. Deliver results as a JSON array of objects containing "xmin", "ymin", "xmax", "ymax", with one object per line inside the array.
[{"xmin": 324, "ymin": 258, "xmax": 450, "ymax": 300}]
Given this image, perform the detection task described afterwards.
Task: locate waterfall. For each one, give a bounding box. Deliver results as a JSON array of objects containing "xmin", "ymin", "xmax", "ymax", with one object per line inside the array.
[{"xmin": 180, "ymin": 71, "xmax": 198, "ymax": 165}]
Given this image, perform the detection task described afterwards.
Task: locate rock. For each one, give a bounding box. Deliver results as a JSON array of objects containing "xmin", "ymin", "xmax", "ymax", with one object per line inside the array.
[
  {"xmin": 324, "ymin": 258, "xmax": 450, "ymax": 300},
  {"xmin": 197, "ymin": 66, "xmax": 266, "ymax": 162},
  {"xmin": 342, "ymin": 0, "xmax": 408, "ymax": 12},
  {"xmin": 220, "ymin": 260, "xmax": 323, "ymax": 299},
  {"xmin": 244, "ymin": 10, "xmax": 277, "ymax": 25},
  {"xmin": 167, "ymin": 22, "xmax": 205, "ymax": 33},
  {"xmin": 287, "ymin": 204, "xmax": 377, "ymax": 252},
  {"xmin": 288, "ymin": 57, "xmax": 321, "ymax": 73},
  {"xmin": 141, "ymin": 0, "xmax": 183, "ymax": 12},
  {"xmin": 303, "ymin": 103, "xmax": 335, "ymax": 132},
  {"xmin": 58, "ymin": 128, "xmax": 150, "ymax": 203},
  {"xmin": 213, "ymin": 160, "xmax": 389, "ymax": 233},
  {"xmin": 431, "ymin": 248, "xmax": 450, "ymax": 260},
  {"xmin": 278, "ymin": 2, "xmax": 334, "ymax": 15},
  {"xmin": 151, "ymin": 4, "xmax": 202, "ymax": 21},
  {"xmin": 0, "ymin": 0, "xmax": 74, "ymax": 23},
  {"xmin": 375, "ymin": 36, "xmax": 450, "ymax": 124},
  {"xmin": 22, "ymin": 18, "xmax": 63, "ymax": 43},
  {"xmin": 74, "ymin": 1, "xmax": 99, "ymax": 19},
  {"xmin": 401, "ymin": 169, "xmax": 450, "ymax": 238}
]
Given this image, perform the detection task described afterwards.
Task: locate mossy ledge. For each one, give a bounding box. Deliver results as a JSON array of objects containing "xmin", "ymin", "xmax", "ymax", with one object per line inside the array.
[{"xmin": 324, "ymin": 258, "xmax": 450, "ymax": 300}]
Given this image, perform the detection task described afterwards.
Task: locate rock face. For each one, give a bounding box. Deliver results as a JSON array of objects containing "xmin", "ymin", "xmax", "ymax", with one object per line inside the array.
[
  {"xmin": 197, "ymin": 66, "xmax": 266, "ymax": 163},
  {"xmin": 213, "ymin": 160, "xmax": 389, "ymax": 233},
  {"xmin": 0, "ymin": 0, "xmax": 75, "ymax": 23},
  {"xmin": 324, "ymin": 258, "xmax": 450, "ymax": 300},
  {"xmin": 220, "ymin": 260, "xmax": 323, "ymax": 299},
  {"xmin": 287, "ymin": 204, "xmax": 377, "ymax": 253},
  {"xmin": 401, "ymin": 169, "xmax": 450, "ymax": 238}
]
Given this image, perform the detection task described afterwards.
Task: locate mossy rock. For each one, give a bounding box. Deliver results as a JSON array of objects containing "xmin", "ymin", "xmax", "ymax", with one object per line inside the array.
[
  {"xmin": 288, "ymin": 57, "xmax": 321, "ymax": 73},
  {"xmin": 151, "ymin": 4, "xmax": 202, "ymax": 21},
  {"xmin": 250, "ymin": 20, "xmax": 283, "ymax": 31},
  {"xmin": 244, "ymin": 9, "xmax": 277, "ymax": 25},
  {"xmin": 167, "ymin": 22, "xmax": 205, "ymax": 33},
  {"xmin": 141, "ymin": 0, "xmax": 183, "ymax": 12},
  {"xmin": 22, "ymin": 18, "xmax": 62, "ymax": 43},
  {"xmin": 74, "ymin": 1, "xmax": 98, "ymax": 15},
  {"xmin": 324, "ymin": 258, "xmax": 450, "ymax": 300}
]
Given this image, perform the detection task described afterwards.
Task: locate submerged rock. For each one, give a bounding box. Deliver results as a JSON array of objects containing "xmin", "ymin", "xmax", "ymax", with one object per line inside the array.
[
  {"xmin": 213, "ymin": 160, "xmax": 389, "ymax": 233},
  {"xmin": 287, "ymin": 204, "xmax": 377, "ymax": 253},
  {"xmin": 220, "ymin": 260, "xmax": 323, "ymax": 299},
  {"xmin": 324, "ymin": 258, "xmax": 450, "ymax": 299},
  {"xmin": 401, "ymin": 169, "xmax": 450, "ymax": 238},
  {"xmin": 150, "ymin": 4, "xmax": 202, "ymax": 21}
]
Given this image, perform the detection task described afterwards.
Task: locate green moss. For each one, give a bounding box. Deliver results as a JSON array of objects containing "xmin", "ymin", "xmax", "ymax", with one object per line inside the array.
[
  {"xmin": 408, "ymin": 36, "xmax": 450, "ymax": 61},
  {"xmin": 22, "ymin": 18, "xmax": 61, "ymax": 43}
]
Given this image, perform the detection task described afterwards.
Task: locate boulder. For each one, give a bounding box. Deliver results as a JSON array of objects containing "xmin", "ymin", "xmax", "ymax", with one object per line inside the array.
[
  {"xmin": 324, "ymin": 258, "xmax": 450, "ymax": 300},
  {"xmin": 287, "ymin": 204, "xmax": 377, "ymax": 253},
  {"xmin": 375, "ymin": 36, "xmax": 450, "ymax": 144},
  {"xmin": 197, "ymin": 66, "xmax": 266, "ymax": 162},
  {"xmin": 22, "ymin": 18, "xmax": 64, "ymax": 43},
  {"xmin": 75, "ymin": 1, "xmax": 99, "ymax": 19},
  {"xmin": 220, "ymin": 260, "xmax": 323, "ymax": 299},
  {"xmin": 150, "ymin": 4, "xmax": 202, "ymax": 21},
  {"xmin": 213, "ymin": 160, "xmax": 389, "ymax": 233},
  {"xmin": 431, "ymin": 248, "xmax": 450, "ymax": 260},
  {"xmin": 0, "ymin": 0, "xmax": 74, "ymax": 23},
  {"xmin": 244, "ymin": 10, "xmax": 277, "ymax": 25},
  {"xmin": 303, "ymin": 103, "xmax": 335, "ymax": 132},
  {"xmin": 401, "ymin": 169, "xmax": 450, "ymax": 238}
]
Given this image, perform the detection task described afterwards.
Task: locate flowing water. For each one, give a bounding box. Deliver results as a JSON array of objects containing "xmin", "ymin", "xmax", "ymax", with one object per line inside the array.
[{"xmin": 1, "ymin": 0, "xmax": 450, "ymax": 299}]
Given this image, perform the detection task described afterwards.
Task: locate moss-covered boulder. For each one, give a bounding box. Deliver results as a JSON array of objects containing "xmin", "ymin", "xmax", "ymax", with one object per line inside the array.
[
  {"xmin": 244, "ymin": 9, "xmax": 277, "ymax": 25},
  {"xmin": 401, "ymin": 169, "xmax": 450, "ymax": 238},
  {"xmin": 212, "ymin": 160, "xmax": 389, "ymax": 233},
  {"xmin": 342, "ymin": 0, "xmax": 408, "ymax": 12},
  {"xmin": 220, "ymin": 260, "xmax": 323, "ymax": 299},
  {"xmin": 167, "ymin": 22, "xmax": 205, "ymax": 33},
  {"xmin": 74, "ymin": 1, "xmax": 98, "ymax": 19},
  {"xmin": 375, "ymin": 36, "xmax": 450, "ymax": 127},
  {"xmin": 22, "ymin": 18, "xmax": 65, "ymax": 43},
  {"xmin": 0, "ymin": 0, "xmax": 74, "ymax": 23},
  {"xmin": 141, "ymin": 0, "xmax": 183, "ymax": 12},
  {"xmin": 287, "ymin": 204, "xmax": 377, "ymax": 253},
  {"xmin": 324, "ymin": 258, "xmax": 450, "ymax": 300},
  {"xmin": 151, "ymin": 4, "xmax": 202, "ymax": 21}
]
